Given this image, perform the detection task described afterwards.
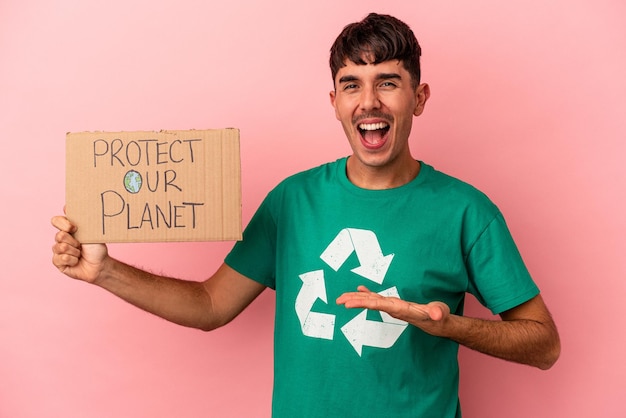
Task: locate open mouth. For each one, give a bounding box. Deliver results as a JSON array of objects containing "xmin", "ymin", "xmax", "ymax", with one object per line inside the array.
[{"xmin": 358, "ymin": 122, "xmax": 390, "ymax": 148}]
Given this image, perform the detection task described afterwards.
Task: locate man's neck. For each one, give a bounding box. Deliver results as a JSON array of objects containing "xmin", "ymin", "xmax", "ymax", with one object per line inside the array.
[{"xmin": 346, "ymin": 157, "xmax": 420, "ymax": 190}]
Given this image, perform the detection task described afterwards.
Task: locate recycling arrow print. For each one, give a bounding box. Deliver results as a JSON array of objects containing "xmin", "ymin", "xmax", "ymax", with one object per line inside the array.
[
  {"xmin": 340, "ymin": 286, "xmax": 408, "ymax": 356},
  {"xmin": 320, "ymin": 228, "xmax": 394, "ymax": 284},
  {"xmin": 295, "ymin": 229, "xmax": 406, "ymax": 354},
  {"xmin": 295, "ymin": 270, "xmax": 335, "ymax": 340}
]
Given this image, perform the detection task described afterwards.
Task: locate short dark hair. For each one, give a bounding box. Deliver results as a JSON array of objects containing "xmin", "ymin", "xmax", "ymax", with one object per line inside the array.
[{"xmin": 329, "ymin": 13, "xmax": 422, "ymax": 88}]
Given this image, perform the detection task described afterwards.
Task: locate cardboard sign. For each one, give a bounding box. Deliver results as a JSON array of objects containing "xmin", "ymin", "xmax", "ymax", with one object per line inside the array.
[{"xmin": 66, "ymin": 129, "xmax": 242, "ymax": 243}]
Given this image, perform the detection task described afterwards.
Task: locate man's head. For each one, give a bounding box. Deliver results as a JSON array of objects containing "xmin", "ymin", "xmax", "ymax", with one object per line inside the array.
[
  {"xmin": 329, "ymin": 13, "xmax": 422, "ymax": 89},
  {"xmin": 328, "ymin": 13, "xmax": 429, "ymax": 187}
]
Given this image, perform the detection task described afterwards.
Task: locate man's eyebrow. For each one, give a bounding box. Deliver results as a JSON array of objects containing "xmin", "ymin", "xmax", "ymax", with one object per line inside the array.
[
  {"xmin": 377, "ymin": 73, "xmax": 402, "ymax": 81},
  {"xmin": 338, "ymin": 73, "xmax": 403, "ymax": 84},
  {"xmin": 338, "ymin": 75, "xmax": 359, "ymax": 84}
]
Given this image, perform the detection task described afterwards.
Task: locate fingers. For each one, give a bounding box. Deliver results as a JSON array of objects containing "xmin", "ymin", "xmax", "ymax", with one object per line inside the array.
[
  {"xmin": 52, "ymin": 233, "xmax": 81, "ymax": 268},
  {"xmin": 337, "ymin": 286, "xmax": 403, "ymax": 313},
  {"xmin": 53, "ymin": 231, "xmax": 80, "ymax": 256},
  {"xmin": 337, "ymin": 286, "xmax": 450, "ymax": 325},
  {"xmin": 51, "ymin": 215, "xmax": 81, "ymax": 272},
  {"xmin": 335, "ymin": 286, "xmax": 378, "ymax": 307},
  {"xmin": 51, "ymin": 215, "xmax": 77, "ymax": 234},
  {"xmin": 53, "ymin": 222, "xmax": 80, "ymax": 253}
]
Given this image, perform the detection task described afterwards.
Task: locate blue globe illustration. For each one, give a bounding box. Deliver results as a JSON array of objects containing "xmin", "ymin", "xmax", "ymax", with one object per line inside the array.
[{"xmin": 124, "ymin": 170, "xmax": 142, "ymax": 194}]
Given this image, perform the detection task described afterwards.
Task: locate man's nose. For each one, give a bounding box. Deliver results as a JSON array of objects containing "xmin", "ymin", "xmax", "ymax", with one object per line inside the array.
[{"xmin": 359, "ymin": 85, "xmax": 381, "ymax": 111}]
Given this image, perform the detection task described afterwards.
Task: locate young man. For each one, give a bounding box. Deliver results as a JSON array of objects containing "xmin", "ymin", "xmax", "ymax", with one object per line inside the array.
[{"xmin": 52, "ymin": 13, "xmax": 560, "ymax": 418}]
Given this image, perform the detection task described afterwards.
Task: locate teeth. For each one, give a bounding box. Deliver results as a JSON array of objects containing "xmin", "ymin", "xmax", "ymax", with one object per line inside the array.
[{"xmin": 359, "ymin": 122, "xmax": 389, "ymax": 131}]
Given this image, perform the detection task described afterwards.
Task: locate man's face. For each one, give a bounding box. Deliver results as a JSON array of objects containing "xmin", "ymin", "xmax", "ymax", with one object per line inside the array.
[{"xmin": 330, "ymin": 59, "xmax": 429, "ymax": 174}]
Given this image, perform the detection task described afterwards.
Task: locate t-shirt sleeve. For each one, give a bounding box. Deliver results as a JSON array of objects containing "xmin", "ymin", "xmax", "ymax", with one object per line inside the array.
[
  {"xmin": 465, "ymin": 212, "xmax": 539, "ymax": 315},
  {"xmin": 224, "ymin": 193, "xmax": 278, "ymax": 289}
]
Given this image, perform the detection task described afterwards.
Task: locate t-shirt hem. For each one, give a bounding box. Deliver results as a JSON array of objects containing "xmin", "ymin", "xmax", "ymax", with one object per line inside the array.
[
  {"xmin": 223, "ymin": 258, "xmax": 276, "ymax": 290},
  {"xmin": 489, "ymin": 287, "xmax": 540, "ymax": 315}
]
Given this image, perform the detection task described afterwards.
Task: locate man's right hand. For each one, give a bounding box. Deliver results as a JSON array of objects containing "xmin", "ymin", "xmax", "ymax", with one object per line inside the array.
[{"xmin": 51, "ymin": 215, "xmax": 109, "ymax": 284}]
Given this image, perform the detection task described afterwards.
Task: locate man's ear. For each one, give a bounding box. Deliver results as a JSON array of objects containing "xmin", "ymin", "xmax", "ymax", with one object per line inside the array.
[
  {"xmin": 414, "ymin": 83, "xmax": 430, "ymax": 117},
  {"xmin": 329, "ymin": 89, "xmax": 340, "ymax": 120}
]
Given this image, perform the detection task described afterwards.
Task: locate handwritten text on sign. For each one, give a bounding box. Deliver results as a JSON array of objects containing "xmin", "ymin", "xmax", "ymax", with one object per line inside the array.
[{"xmin": 66, "ymin": 129, "xmax": 241, "ymax": 243}]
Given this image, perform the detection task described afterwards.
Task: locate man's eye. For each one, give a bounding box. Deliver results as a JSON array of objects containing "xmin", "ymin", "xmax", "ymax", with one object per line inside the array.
[
  {"xmin": 380, "ymin": 82, "xmax": 396, "ymax": 88},
  {"xmin": 343, "ymin": 83, "xmax": 358, "ymax": 90}
]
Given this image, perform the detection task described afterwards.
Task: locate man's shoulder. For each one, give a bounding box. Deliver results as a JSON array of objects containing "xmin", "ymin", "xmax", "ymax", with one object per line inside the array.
[
  {"xmin": 421, "ymin": 162, "xmax": 498, "ymax": 212},
  {"xmin": 277, "ymin": 158, "xmax": 345, "ymax": 189}
]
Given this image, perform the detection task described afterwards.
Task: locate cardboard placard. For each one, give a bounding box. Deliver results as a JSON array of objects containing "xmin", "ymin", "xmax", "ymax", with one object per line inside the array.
[{"xmin": 66, "ymin": 129, "xmax": 242, "ymax": 243}]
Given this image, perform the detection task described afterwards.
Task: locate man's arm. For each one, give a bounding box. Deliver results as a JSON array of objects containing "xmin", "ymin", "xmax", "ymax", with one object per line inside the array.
[
  {"xmin": 51, "ymin": 215, "xmax": 266, "ymax": 331},
  {"xmin": 336, "ymin": 286, "xmax": 560, "ymax": 370}
]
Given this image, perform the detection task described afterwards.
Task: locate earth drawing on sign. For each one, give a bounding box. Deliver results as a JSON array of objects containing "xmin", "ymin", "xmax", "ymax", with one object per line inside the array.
[{"xmin": 124, "ymin": 170, "xmax": 142, "ymax": 194}]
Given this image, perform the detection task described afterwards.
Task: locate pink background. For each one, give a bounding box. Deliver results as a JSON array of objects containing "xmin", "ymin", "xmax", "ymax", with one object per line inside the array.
[{"xmin": 1, "ymin": 1, "xmax": 625, "ymax": 417}]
